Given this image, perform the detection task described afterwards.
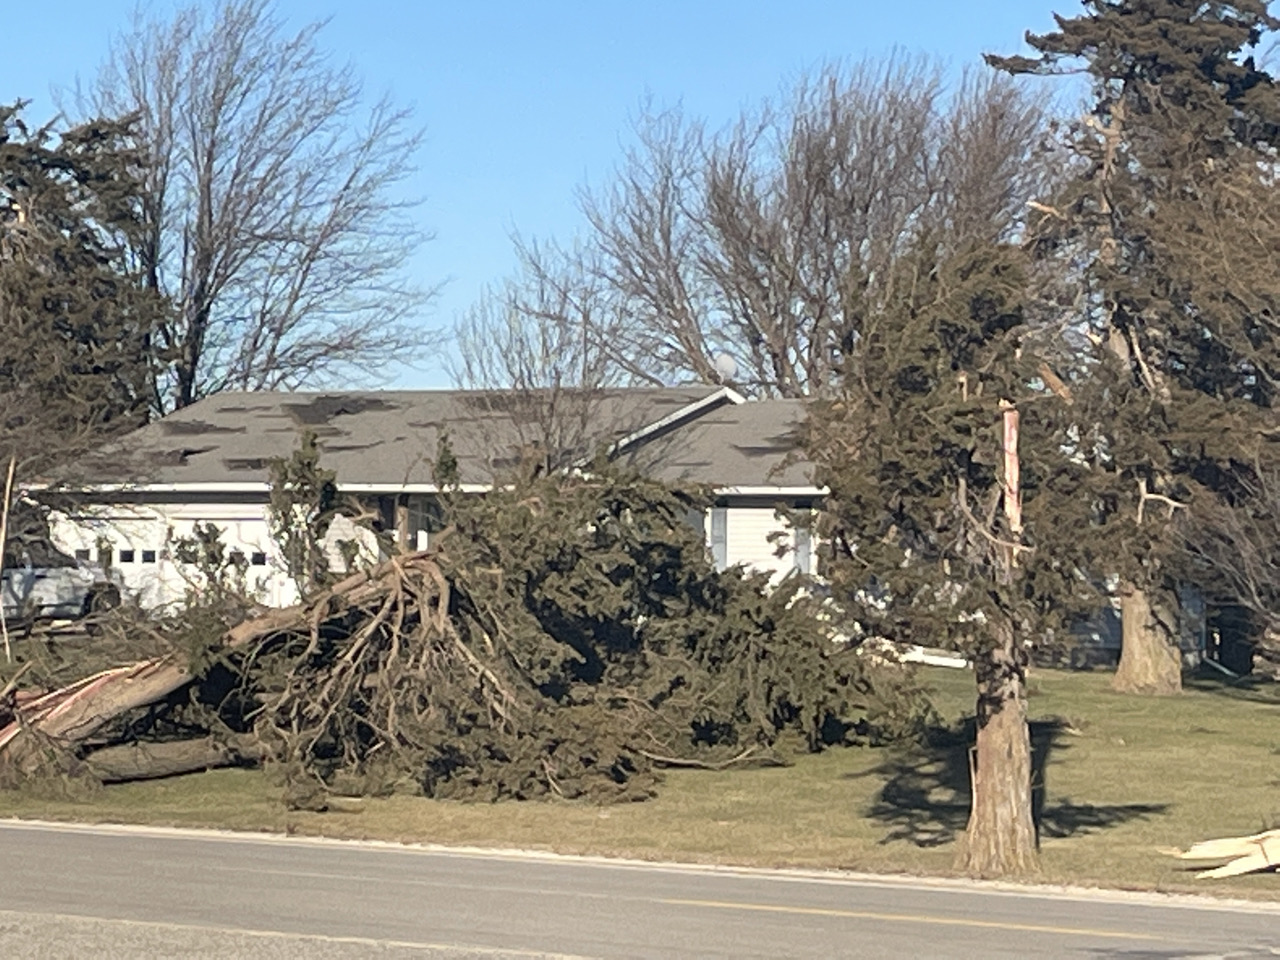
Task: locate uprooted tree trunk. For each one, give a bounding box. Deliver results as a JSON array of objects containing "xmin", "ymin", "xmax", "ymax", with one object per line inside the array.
[
  {"xmin": 1113, "ymin": 584, "xmax": 1182, "ymax": 695},
  {"xmin": 85, "ymin": 736, "xmax": 267, "ymax": 783},
  {"xmin": 0, "ymin": 561, "xmax": 401, "ymax": 787},
  {"xmin": 958, "ymin": 616, "xmax": 1039, "ymax": 878},
  {"xmin": 0, "ymin": 659, "xmax": 187, "ymax": 782}
]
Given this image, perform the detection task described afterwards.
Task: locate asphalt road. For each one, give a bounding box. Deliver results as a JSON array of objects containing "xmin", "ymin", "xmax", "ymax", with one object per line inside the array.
[{"xmin": 1, "ymin": 820, "xmax": 1277, "ymax": 959}]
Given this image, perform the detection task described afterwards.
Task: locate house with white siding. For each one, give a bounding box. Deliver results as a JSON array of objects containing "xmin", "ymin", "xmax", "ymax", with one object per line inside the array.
[
  {"xmin": 37, "ymin": 387, "xmax": 822, "ymax": 609},
  {"xmin": 616, "ymin": 398, "xmax": 817, "ymax": 580}
]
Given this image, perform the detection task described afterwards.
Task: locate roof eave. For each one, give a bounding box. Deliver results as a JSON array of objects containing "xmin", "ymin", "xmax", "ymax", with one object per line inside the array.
[{"xmin": 597, "ymin": 385, "xmax": 745, "ymax": 462}]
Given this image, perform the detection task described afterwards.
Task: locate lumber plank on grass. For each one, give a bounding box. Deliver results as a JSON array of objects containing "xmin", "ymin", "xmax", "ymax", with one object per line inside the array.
[{"xmin": 1165, "ymin": 828, "xmax": 1280, "ymax": 879}]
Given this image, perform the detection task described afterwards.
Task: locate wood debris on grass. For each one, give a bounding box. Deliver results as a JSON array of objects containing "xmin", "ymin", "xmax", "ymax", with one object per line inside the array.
[{"xmin": 1164, "ymin": 829, "xmax": 1280, "ymax": 878}]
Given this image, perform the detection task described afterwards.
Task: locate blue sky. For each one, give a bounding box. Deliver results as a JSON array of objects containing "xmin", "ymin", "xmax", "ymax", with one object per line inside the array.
[{"xmin": 2, "ymin": 1, "xmax": 1068, "ymax": 387}]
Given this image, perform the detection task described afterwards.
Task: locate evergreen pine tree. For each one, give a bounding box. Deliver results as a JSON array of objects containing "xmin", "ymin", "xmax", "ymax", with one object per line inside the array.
[
  {"xmin": 0, "ymin": 102, "xmax": 166, "ymax": 479},
  {"xmin": 990, "ymin": 0, "xmax": 1280, "ymax": 693},
  {"xmin": 806, "ymin": 233, "xmax": 1088, "ymax": 876}
]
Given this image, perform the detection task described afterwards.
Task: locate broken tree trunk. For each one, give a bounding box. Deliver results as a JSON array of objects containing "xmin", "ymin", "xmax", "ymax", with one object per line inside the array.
[
  {"xmin": 956, "ymin": 399, "xmax": 1039, "ymax": 878},
  {"xmin": 1113, "ymin": 584, "xmax": 1182, "ymax": 695},
  {"xmin": 0, "ymin": 658, "xmax": 185, "ymax": 779}
]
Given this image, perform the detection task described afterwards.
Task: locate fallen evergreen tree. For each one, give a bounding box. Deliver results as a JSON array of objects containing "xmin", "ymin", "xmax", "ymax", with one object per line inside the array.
[{"xmin": 0, "ymin": 464, "xmax": 931, "ymax": 804}]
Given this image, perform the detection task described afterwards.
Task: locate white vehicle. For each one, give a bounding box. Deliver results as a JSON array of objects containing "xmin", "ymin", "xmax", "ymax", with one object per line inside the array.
[{"xmin": 1, "ymin": 544, "xmax": 122, "ymax": 622}]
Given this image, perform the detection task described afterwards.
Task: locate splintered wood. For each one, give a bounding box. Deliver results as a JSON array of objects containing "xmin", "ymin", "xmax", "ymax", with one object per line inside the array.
[{"xmin": 1165, "ymin": 829, "xmax": 1280, "ymax": 879}]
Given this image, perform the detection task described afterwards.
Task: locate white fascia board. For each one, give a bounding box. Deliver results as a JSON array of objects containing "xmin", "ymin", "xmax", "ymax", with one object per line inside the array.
[
  {"xmin": 35, "ymin": 481, "xmax": 492, "ymax": 496},
  {"xmin": 714, "ymin": 485, "xmax": 827, "ymax": 497},
  {"xmin": 335, "ymin": 483, "xmax": 491, "ymax": 494},
  {"xmin": 28, "ymin": 481, "xmax": 273, "ymax": 495},
  {"xmin": 40, "ymin": 478, "xmax": 821, "ymax": 499},
  {"xmin": 600, "ymin": 386, "xmax": 746, "ymax": 461}
]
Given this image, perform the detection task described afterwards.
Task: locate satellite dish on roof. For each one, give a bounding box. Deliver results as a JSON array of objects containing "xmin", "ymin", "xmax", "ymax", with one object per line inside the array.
[{"xmin": 712, "ymin": 353, "xmax": 738, "ymax": 382}]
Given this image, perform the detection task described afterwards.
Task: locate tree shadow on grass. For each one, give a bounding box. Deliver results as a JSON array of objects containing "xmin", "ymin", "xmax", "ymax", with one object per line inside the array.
[
  {"xmin": 1184, "ymin": 670, "xmax": 1280, "ymax": 706},
  {"xmin": 851, "ymin": 718, "xmax": 1168, "ymax": 848}
]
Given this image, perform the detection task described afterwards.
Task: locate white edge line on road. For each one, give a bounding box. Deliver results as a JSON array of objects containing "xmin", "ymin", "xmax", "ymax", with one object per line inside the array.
[
  {"xmin": 2, "ymin": 816, "xmax": 1277, "ymax": 917},
  {"xmin": 0, "ymin": 907, "xmax": 594, "ymax": 959}
]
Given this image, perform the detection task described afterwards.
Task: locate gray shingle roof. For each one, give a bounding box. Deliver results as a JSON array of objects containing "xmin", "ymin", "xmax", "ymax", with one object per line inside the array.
[
  {"xmin": 619, "ymin": 399, "xmax": 815, "ymax": 490},
  {"xmin": 77, "ymin": 387, "xmax": 744, "ymax": 489}
]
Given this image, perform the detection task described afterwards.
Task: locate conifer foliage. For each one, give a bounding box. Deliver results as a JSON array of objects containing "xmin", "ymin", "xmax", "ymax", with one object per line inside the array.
[
  {"xmin": 805, "ymin": 237, "xmax": 1085, "ymax": 876},
  {"xmin": 990, "ymin": 0, "xmax": 1280, "ymax": 693},
  {"xmin": 0, "ymin": 457, "xmax": 930, "ymax": 803},
  {"xmin": 241, "ymin": 465, "xmax": 930, "ymax": 801},
  {"xmin": 0, "ymin": 103, "xmax": 165, "ymax": 478}
]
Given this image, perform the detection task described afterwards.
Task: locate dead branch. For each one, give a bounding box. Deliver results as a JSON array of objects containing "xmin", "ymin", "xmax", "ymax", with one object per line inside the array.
[
  {"xmin": 1164, "ymin": 829, "xmax": 1280, "ymax": 879},
  {"xmin": 1027, "ymin": 199, "xmax": 1067, "ymax": 220},
  {"xmin": 1037, "ymin": 361, "xmax": 1074, "ymax": 405},
  {"xmin": 634, "ymin": 746, "xmax": 784, "ymax": 770},
  {"xmin": 956, "ymin": 475, "xmax": 1035, "ymax": 557},
  {"xmin": 1135, "ymin": 477, "xmax": 1189, "ymax": 525}
]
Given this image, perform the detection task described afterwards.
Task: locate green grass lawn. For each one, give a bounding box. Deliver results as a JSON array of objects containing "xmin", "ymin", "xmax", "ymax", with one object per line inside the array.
[{"xmin": 3, "ymin": 666, "xmax": 1279, "ymax": 898}]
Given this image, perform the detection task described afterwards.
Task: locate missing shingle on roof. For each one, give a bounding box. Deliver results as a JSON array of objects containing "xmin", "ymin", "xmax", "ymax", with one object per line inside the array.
[
  {"xmin": 152, "ymin": 445, "xmax": 217, "ymax": 466},
  {"xmin": 734, "ymin": 443, "xmax": 794, "ymax": 458},
  {"xmin": 217, "ymin": 401, "xmax": 278, "ymax": 411},
  {"xmin": 284, "ymin": 395, "xmax": 398, "ymax": 426},
  {"xmin": 455, "ymin": 393, "xmax": 570, "ymax": 417},
  {"xmin": 223, "ymin": 457, "xmax": 273, "ymax": 471},
  {"xmin": 159, "ymin": 419, "xmax": 247, "ymax": 436}
]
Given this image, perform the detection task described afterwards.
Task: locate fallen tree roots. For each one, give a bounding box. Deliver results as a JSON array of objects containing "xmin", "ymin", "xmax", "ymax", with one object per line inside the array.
[{"xmin": 0, "ymin": 473, "xmax": 928, "ymax": 801}]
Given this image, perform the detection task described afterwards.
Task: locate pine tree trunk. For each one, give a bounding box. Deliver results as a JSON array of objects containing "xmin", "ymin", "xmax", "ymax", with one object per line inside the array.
[
  {"xmin": 83, "ymin": 736, "xmax": 265, "ymax": 783},
  {"xmin": 958, "ymin": 616, "xmax": 1039, "ymax": 878},
  {"xmin": 1113, "ymin": 584, "xmax": 1182, "ymax": 694}
]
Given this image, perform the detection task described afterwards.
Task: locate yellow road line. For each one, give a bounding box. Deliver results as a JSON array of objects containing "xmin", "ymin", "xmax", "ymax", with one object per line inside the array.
[{"xmin": 659, "ymin": 898, "xmax": 1162, "ymax": 941}]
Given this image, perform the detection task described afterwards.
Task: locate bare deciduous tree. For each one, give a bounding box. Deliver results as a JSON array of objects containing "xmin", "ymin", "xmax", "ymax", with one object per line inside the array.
[
  {"xmin": 1185, "ymin": 471, "xmax": 1280, "ymax": 670},
  {"xmin": 452, "ymin": 240, "xmax": 640, "ymax": 473},
  {"xmin": 569, "ymin": 59, "xmax": 1052, "ymax": 397},
  {"xmin": 80, "ymin": 0, "xmax": 434, "ymax": 413},
  {"xmin": 454, "ymin": 239, "xmax": 625, "ymax": 396}
]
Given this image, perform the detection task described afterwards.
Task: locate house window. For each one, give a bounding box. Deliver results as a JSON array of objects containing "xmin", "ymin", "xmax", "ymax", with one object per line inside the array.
[
  {"xmin": 709, "ymin": 507, "xmax": 728, "ymax": 572},
  {"xmin": 74, "ymin": 549, "xmax": 91, "ymax": 562},
  {"xmin": 141, "ymin": 550, "xmax": 157, "ymax": 564},
  {"xmin": 793, "ymin": 526, "xmax": 812, "ymax": 576},
  {"xmin": 119, "ymin": 549, "xmax": 136, "ymax": 563},
  {"xmin": 250, "ymin": 551, "xmax": 268, "ymax": 567}
]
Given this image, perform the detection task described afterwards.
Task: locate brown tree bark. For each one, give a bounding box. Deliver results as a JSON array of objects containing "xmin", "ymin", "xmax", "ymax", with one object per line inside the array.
[
  {"xmin": 0, "ymin": 559, "xmax": 403, "ymax": 782},
  {"xmin": 958, "ymin": 616, "xmax": 1039, "ymax": 878},
  {"xmin": 1113, "ymin": 584, "xmax": 1182, "ymax": 695},
  {"xmin": 83, "ymin": 736, "xmax": 265, "ymax": 783}
]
